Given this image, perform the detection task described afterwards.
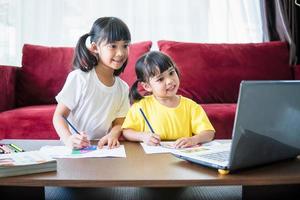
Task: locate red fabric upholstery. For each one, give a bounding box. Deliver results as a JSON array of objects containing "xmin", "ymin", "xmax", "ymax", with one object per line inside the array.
[
  {"xmin": 0, "ymin": 105, "xmax": 58, "ymax": 139},
  {"xmin": 0, "ymin": 41, "xmax": 152, "ymax": 139},
  {"xmin": 120, "ymin": 41, "xmax": 152, "ymax": 87},
  {"xmin": 17, "ymin": 44, "xmax": 74, "ymax": 107},
  {"xmin": 16, "ymin": 41, "xmax": 152, "ymax": 107},
  {"xmin": 0, "ymin": 66, "xmax": 18, "ymax": 112},
  {"xmin": 294, "ymin": 65, "xmax": 300, "ymax": 80},
  {"xmin": 201, "ymin": 104, "xmax": 236, "ymax": 139},
  {"xmin": 1, "ymin": 41, "xmax": 295, "ymax": 140},
  {"xmin": 158, "ymin": 40, "xmax": 293, "ymax": 104}
]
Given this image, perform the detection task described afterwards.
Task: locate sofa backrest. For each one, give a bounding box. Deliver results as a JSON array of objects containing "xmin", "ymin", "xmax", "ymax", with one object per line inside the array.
[
  {"xmin": 16, "ymin": 41, "xmax": 152, "ymax": 107},
  {"xmin": 158, "ymin": 40, "xmax": 293, "ymax": 104},
  {"xmin": 119, "ymin": 41, "xmax": 152, "ymax": 87},
  {"xmin": 16, "ymin": 44, "xmax": 74, "ymax": 107}
]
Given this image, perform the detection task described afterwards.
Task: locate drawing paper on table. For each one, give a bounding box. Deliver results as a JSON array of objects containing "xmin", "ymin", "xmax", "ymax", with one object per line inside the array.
[
  {"xmin": 141, "ymin": 140, "xmax": 226, "ymax": 154},
  {"xmin": 40, "ymin": 145, "xmax": 126, "ymax": 158}
]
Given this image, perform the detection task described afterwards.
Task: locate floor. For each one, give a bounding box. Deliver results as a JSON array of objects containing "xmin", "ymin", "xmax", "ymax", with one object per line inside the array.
[{"xmin": 45, "ymin": 186, "xmax": 242, "ymax": 200}]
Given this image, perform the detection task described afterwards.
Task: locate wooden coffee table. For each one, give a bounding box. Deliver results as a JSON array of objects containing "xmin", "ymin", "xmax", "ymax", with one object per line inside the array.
[{"xmin": 0, "ymin": 139, "xmax": 299, "ymax": 199}]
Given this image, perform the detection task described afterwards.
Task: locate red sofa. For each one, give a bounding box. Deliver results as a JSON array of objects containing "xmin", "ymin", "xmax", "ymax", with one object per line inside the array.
[
  {"xmin": 0, "ymin": 41, "xmax": 152, "ymax": 139},
  {"xmin": 0, "ymin": 41, "xmax": 299, "ymax": 140}
]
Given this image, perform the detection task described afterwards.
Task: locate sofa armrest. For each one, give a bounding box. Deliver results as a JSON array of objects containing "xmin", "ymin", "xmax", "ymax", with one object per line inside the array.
[
  {"xmin": 0, "ymin": 65, "xmax": 18, "ymax": 112},
  {"xmin": 294, "ymin": 65, "xmax": 300, "ymax": 80}
]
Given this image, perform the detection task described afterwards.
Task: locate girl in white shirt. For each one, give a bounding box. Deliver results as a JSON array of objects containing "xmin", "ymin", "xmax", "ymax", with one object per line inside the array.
[{"xmin": 53, "ymin": 17, "xmax": 131, "ymax": 149}]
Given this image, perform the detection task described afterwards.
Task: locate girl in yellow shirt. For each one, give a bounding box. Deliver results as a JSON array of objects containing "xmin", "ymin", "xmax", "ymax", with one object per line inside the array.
[{"xmin": 122, "ymin": 51, "xmax": 215, "ymax": 148}]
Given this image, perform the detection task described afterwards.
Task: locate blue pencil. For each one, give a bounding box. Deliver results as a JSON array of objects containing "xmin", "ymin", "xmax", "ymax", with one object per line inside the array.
[
  {"xmin": 63, "ymin": 116, "xmax": 80, "ymax": 134},
  {"xmin": 139, "ymin": 108, "xmax": 155, "ymax": 133}
]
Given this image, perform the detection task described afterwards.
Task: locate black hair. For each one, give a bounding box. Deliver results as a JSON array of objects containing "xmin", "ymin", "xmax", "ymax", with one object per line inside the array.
[
  {"xmin": 129, "ymin": 51, "xmax": 180, "ymax": 103},
  {"xmin": 73, "ymin": 17, "xmax": 131, "ymax": 76}
]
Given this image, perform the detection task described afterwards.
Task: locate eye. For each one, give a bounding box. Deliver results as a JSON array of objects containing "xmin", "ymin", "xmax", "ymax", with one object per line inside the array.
[
  {"xmin": 107, "ymin": 44, "xmax": 116, "ymax": 49},
  {"xmin": 123, "ymin": 44, "xmax": 129, "ymax": 49},
  {"xmin": 169, "ymin": 69, "xmax": 176, "ymax": 76},
  {"xmin": 157, "ymin": 77, "xmax": 164, "ymax": 82}
]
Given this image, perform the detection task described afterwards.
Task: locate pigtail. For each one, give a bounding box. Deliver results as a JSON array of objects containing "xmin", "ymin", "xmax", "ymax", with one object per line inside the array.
[
  {"xmin": 73, "ymin": 33, "xmax": 98, "ymax": 72},
  {"xmin": 129, "ymin": 80, "xmax": 143, "ymax": 103}
]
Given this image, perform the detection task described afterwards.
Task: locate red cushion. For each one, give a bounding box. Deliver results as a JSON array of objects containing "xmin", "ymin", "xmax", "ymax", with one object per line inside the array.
[
  {"xmin": 201, "ymin": 103, "xmax": 236, "ymax": 139},
  {"xmin": 16, "ymin": 41, "xmax": 152, "ymax": 107},
  {"xmin": 294, "ymin": 65, "xmax": 300, "ymax": 80},
  {"xmin": 120, "ymin": 41, "xmax": 152, "ymax": 87},
  {"xmin": 158, "ymin": 41, "xmax": 293, "ymax": 103},
  {"xmin": 0, "ymin": 66, "xmax": 17, "ymax": 112},
  {"xmin": 16, "ymin": 44, "xmax": 74, "ymax": 107},
  {"xmin": 0, "ymin": 105, "xmax": 59, "ymax": 139}
]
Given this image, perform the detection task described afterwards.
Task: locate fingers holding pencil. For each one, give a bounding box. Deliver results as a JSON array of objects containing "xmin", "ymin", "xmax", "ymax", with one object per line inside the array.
[
  {"xmin": 66, "ymin": 132, "xmax": 90, "ymax": 149},
  {"xmin": 142, "ymin": 132, "xmax": 161, "ymax": 146},
  {"xmin": 62, "ymin": 116, "xmax": 90, "ymax": 149},
  {"xmin": 139, "ymin": 108, "xmax": 161, "ymax": 146}
]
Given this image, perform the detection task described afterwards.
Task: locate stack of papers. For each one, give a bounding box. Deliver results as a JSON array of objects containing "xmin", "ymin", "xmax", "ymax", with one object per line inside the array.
[{"xmin": 0, "ymin": 151, "xmax": 56, "ymax": 178}]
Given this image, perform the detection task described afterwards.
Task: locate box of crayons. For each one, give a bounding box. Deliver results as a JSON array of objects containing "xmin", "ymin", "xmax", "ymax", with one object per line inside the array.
[{"xmin": 0, "ymin": 144, "xmax": 25, "ymax": 154}]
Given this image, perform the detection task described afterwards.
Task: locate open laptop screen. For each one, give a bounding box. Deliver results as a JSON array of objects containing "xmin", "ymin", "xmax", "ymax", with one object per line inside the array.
[{"xmin": 229, "ymin": 80, "xmax": 300, "ymax": 170}]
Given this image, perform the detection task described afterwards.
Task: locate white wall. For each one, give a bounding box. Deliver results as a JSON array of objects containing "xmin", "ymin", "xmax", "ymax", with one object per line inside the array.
[{"xmin": 0, "ymin": 0, "xmax": 262, "ymax": 66}]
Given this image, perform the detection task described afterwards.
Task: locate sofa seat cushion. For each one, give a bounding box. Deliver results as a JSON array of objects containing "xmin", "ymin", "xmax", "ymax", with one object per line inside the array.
[
  {"xmin": 158, "ymin": 40, "xmax": 293, "ymax": 104},
  {"xmin": 0, "ymin": 105, "xmax": 58, "ymax": 139},
  {"xmin": 201, "ymin": 103, "xmax": 236, "ymax": 139}
]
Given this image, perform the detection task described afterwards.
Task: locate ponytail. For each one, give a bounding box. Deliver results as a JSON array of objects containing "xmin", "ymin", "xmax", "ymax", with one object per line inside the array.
[
  {"xmin": 129, "ymin": 80, "xmax": 143, "ymax": 103},
  {"xmin": 73, "ymin": 33, "xmax": 98, "ymax": 72}
]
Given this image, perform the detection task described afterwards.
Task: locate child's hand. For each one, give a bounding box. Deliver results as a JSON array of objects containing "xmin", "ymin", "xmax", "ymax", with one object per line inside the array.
[
  {"xmin": 142, "ymin": 133, "xmax": 161, "ymax": 146},
  {"xmin": 98, "ymin": 134, "xmax": 120, "ymax": 149},
  {"xmin": 65, "ymin": 132, "xmax": 90, "ymax": 149},
  {"xmin": 174, "ymin": 137, "xmax": 197, "ymax": 149}
]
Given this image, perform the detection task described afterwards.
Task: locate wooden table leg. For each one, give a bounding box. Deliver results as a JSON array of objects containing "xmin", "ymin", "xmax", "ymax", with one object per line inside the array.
[
  {"xmin": 242, "ymin": 184, "xmax": 300, "ymax": 200},
  {"xmin": 0, "ymin": 186, "xmax": 45, "ymax": 199}
]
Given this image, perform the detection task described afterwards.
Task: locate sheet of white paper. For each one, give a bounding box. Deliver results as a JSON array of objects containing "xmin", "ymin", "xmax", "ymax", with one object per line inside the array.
[
  {"xmin": 140, "ymin": 142, "xmax": 174, "ymax": 154},
  {"xmin": 39, "ymin": 145, "xmax": 126, "ymax": 158},
  {"xmin": 141, "ymin": 140, "xmax": 230, "ymax": 154},
  {"xmin": 201, "ymin": 140, "xmax": 222, "ymax": 147}
]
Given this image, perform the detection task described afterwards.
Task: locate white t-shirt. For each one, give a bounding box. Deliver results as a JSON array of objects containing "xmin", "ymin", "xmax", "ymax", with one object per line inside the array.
[{"xmin": 56, "ymin": 68, "xmax": 130, "ymax": 139}]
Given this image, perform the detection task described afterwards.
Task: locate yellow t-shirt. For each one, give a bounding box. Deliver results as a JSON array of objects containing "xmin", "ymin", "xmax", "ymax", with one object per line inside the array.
[{"xmin": 122, "ymin": 95, "xmax": 215, "ymax": 140}]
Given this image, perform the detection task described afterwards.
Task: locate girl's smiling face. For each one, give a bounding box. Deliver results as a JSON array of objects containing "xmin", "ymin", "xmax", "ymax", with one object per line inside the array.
[
  {"xmin": 143, "ymin": 67, "xmax": 180, "ymax": 99},
  {"xmin": 93, "ymin": 40, "xmax": 129, "ymax": 71}
]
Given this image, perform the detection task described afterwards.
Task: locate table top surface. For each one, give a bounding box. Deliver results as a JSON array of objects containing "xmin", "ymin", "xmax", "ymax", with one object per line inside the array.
[{"xmin": 0, "ymin": 139, "xmax": 300, "ymax": 187}]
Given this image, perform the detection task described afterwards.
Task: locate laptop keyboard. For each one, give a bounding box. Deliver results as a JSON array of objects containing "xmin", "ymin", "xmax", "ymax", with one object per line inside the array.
[{"xmin": 198, "ymin": 151, "xmax": 230, "ymax": 162}]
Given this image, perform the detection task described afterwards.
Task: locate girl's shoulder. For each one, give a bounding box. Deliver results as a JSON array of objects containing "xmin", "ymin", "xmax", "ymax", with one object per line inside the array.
[
  {"xmin": 180, "ymin": 96, "xmax": 200, "ymax": 107},
  {"xmin": 139, "ymin": 95, "xmax": 153, "ymax": 103},
  {"xmin": 64, "ymin": 69, "xmax": 92, "ymax": 88},
  {"xmin": 68, "ymin": 69, "xmax": 91, "ymax": 80},
  {"xmin": 131, "ymin": 95, "xmax": 154, "ymax": 108},
  {"xmin": 115, "ymin": 77, "xmax": 129, "ymax": 90}
]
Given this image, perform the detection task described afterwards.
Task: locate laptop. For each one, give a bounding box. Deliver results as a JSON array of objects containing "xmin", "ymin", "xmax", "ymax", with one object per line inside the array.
[{"xmin": 172, "ymin": 80, "xmax": 300, "ymax": 172}]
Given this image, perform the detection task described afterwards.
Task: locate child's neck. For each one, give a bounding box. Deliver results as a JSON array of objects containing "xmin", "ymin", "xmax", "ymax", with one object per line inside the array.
[
  {"xmin": 154, "ymin": 95, "xmax": 180, "ymax": 108},
  {"xmin": 95, "ymin": 66, "xmax": 115, "ymax": 87}
]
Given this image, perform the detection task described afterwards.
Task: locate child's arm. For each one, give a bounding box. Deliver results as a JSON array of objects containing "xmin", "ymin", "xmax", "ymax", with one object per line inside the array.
[
  {"xmin": 52, "ymin": 103, "xmax": 90, "ymax": 149},
  {"xmin": 123, "ymin": 129, "xmax": 161, "ymax": 146},
  {"xmin": 97, "ymin": 118, "xmax": 124, "ymax": 149},
  {"xmin": 174, "ymin": 130, "xmax": 215, "ymax": 148}
]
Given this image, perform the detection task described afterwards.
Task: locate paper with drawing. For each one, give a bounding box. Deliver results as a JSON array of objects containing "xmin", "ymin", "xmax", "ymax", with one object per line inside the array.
[
  {"xmin": 40, "ymin": 145, "xmax": 126, "ymax": 158},
  {"xmin": 140, "ymin": 140, "xmax": 223, "ymax": 154}
]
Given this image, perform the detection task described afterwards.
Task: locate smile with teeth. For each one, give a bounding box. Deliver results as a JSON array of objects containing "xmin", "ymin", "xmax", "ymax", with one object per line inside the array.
[
  {"xmin": 112, "ymin": 59, "xmax": 123, "ymax": 64},
  {"xmin": 167, "ymin": 85, "xmax": 176, "ymax": 91}
]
